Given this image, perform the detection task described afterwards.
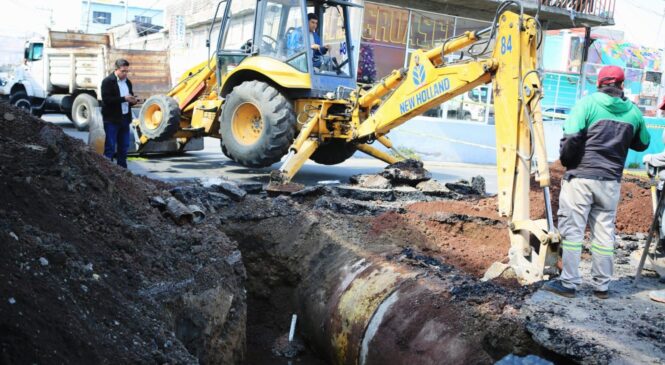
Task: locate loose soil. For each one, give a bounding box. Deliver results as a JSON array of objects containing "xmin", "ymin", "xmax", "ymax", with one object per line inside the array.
[
  {"xmin": 0, "ymin": 103, "xmax": 246, "ymax": 364},
  {"xmin": 530, "ymin": 160, "xmax": 653, "ymax": 234}
]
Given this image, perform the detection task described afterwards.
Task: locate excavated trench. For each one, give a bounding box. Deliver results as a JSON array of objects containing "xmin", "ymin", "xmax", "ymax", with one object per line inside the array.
[
  {"xmin": 3, "ymin": 102, "xmax": 662, "ymax": 364},
  {"xmin": 215, "ymin": 189, "xmax": 565, "ymax": 364}
]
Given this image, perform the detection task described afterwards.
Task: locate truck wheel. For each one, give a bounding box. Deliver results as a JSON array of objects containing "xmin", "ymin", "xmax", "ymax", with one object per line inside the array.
[
  {"xmin": 310, "ymin": 139, "xmax": 357, "ymax": 165},
  {"xmin": 10, "ymin": 92, "xmax": 32, "ymax": 113},
  {"xmin": 71, "ymin": 94, "xmax": 99, "ymax": 131},
  {"xmin": 139, "ymin": 95, "xmax": 180, "ymax": 141},
  {"xmin": 220, "ymin": 81, "xmax": 295, "ymax": 167}
]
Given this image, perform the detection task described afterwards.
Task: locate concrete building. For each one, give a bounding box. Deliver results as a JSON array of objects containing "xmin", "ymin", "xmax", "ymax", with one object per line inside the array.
[
  {"xmin": 80, "ymin": 0, "xmax": 164, "ymax": 34},
  {"xmin": 108, "ymin": 21, "xmax": 168, "ymax": 50}
]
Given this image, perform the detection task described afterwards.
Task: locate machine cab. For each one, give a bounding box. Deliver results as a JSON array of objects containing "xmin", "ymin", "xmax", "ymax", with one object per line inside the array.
[{"xmin": 213, "ymin": 0, "xmax": 360, "ymax": 97}]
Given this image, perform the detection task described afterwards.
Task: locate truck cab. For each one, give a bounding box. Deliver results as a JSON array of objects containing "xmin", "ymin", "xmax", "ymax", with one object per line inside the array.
[{"xmin": 1, "ymin": 40, "xmax": 47, "ymax": 113}]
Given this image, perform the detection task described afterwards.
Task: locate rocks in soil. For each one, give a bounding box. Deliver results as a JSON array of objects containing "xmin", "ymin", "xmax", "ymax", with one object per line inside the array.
[
  {"xmin": 349, "ymin": 174, "xmax": 392, "ymax": 189},
  {"xmin": 417, "ymin": 179, "xmax": 455, "ymax": 197},
  {"xmin": 271, "ymin": 333, "xmax": 305, "ymax": 358},
  {"xmin": 446, "ymin": 177, "xmax": 485, "ymax": 196},
  {"xmin": 214, "ymin": 181, "xmax": 247, "ymax": 201},
  {"xmin": 392, "ymin": 185, "xmax": 427, "ymax": 200},
  {"xmin": 238, "ymin": 181, "xmax": 264, "ymax": 194},
  {"xmin": 169, "ymin": 185, "xmax": 231, "ymax": 214},
  {"xmin": 334, "ymin": 186, "xmax": 395, "ymax": 201},
  {"xmin": 291, "ymin": 185, "xmax": 329, "ymax": 198},
  {"xmin": 313, "ymin": 196, "xmax": 403, "ymax": 216},
  {"xmin": 381, "ymin": 159, "xmax": 432, "ymax": 186},
  {"xmin": 471, "ymin": 176, "xmax": 486, "ymax": 195}
]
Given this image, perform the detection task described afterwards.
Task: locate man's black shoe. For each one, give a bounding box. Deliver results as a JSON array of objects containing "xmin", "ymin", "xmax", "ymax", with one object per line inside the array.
[{"xmin": 542, "ymin": 280, "xmax": 576, "ymax": 298}]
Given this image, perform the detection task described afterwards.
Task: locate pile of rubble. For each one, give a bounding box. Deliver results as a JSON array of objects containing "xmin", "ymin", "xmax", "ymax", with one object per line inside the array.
[{"xmin": 0, "ymin": 103, "xmax": 246, "ymax": 364}]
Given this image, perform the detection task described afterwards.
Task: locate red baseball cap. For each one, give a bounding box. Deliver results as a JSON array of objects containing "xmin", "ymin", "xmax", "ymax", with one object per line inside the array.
[
  {"xmin": 597, "ymin": 65, "xmax": 625, "ymax": 87},
  {"xmin": 659, "ymin": 97, "xmax": 665, "ymax": 111}
]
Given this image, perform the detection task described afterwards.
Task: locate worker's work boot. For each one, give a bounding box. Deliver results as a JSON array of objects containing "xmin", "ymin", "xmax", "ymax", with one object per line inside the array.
[{"xmin": 542, "ymin": 280, "xmax": 576, "ymax": 298}]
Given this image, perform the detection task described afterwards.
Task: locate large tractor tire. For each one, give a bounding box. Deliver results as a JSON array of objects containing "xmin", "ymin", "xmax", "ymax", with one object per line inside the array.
[
  {"xmin": 220, "ymin": 81, "xmax": 296, "ymax": 167},
  {"xmin": 71, "ymin": 93, "xmax": 99, "ymax": 131},
  {"xmin": 310, "ymin": 139, "xmax": 357, "ymax": 165},
  {"xmin": 139, "ymin": 95, "xmax": 180, "ymax": 141},
  {"xmin": 9, "ymin": 92, "xmax": 32, "ymax": 113}
]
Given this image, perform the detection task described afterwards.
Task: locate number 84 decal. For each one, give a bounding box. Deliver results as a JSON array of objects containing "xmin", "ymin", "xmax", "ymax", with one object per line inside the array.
[{"xmin": 500, "ymin": 35, "xmax": 512, "ymax": 54}]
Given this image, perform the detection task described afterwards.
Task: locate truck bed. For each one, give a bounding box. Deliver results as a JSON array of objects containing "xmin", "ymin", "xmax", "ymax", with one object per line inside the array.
[{"xmin": 45, "ymin": 31, "xmax": 171, "ymax": 96}]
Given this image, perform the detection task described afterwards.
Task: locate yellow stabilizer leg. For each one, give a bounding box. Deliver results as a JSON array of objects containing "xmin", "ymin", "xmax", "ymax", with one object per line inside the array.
[
  {"xmin": 357, "ymin": 144, "xmax": 400, "ymax": 164},
  {"xmin": 291, "ymin": 115, "xmax": 319, "ymax": 153},
  {"xmin": 269, "ymin": 139, "xmax": 320, "ymax": 188}
]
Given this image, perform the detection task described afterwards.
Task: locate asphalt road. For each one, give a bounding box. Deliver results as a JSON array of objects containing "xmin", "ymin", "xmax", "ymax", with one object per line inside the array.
[{"xmin": 44, "ymin": 114, "xmax": 499, "ymax": 193}]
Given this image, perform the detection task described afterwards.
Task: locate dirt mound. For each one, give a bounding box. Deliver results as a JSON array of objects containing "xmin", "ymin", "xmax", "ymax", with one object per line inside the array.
[
  {"xmin": 0, "ymin": 104, "xmax": 246, "ymax": 364},
  {"xmin": 366, "ymin": 160, "xmax": 653, "ymax": 278},
  {"xmin": 369, "ymin": 205, "xmax": 507, "ymax": 277}
]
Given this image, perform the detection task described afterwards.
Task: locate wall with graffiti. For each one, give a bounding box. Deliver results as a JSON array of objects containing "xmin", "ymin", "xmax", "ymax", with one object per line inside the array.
[{"xmin": 588, "ymin": 40, "xmax": 662, "ymax": 72}]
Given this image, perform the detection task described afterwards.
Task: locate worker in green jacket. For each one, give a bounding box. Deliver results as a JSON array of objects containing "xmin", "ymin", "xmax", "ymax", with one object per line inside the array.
[{"xmin": 544, "ymin": 65, "xmax": 650, "ymax": 299}]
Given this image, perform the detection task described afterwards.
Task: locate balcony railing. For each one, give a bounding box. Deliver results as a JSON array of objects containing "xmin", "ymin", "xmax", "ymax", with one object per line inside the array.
[{"xmin": 539, "ymin": 0, "xmax": 615, "ymax": 20}]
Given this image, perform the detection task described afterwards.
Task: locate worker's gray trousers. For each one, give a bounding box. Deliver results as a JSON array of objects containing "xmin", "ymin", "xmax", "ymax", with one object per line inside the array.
[{"xmin": 557, "ymin": 178, "xmax": 621, "ymax": 291}]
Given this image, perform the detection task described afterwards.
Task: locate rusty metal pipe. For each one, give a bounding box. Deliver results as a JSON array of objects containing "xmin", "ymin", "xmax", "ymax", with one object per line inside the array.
[
  {"xmin": 292, "ymin": 237, "xmax": 530, "ymax": 365},
  {"xmin": 227, "ymin": 203, "xmax": 550, "ymax": 365},
  {"xmin": 297, "ymin": 255, "xmax": 519, "ymax": 365}
]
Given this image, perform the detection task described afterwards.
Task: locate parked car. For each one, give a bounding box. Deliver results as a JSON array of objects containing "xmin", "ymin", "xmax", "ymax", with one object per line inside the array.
[{"xmin": 542, "ymin": 107, "xmax": 571, "ymax": 121}]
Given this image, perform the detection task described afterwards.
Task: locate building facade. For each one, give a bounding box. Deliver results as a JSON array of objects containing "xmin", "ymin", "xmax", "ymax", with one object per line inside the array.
[{"xmin": 80, "ymin": 0, "xmax": 164, "ymax": 34}]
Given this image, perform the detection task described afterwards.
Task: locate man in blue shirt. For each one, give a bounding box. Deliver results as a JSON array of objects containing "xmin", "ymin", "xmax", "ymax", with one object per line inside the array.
[
  {"xmin": 307, "ymin": 13, "xmax": 329, "ymax": 68},
  {"xmin": 286, "ymin": 13, "xmax": 330, "ymax": 69}
]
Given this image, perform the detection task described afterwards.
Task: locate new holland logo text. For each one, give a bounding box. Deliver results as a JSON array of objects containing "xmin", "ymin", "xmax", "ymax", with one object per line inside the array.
[
  {"xmin": 399, "ymin": 78, "xmax": 451, "ymax": 114},
  {"xmin": 412, "ymin": 64, "xmax": 426, "ymax": 87}
]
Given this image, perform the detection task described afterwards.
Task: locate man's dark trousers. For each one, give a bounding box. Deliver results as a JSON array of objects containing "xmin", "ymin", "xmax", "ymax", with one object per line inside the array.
[{"xmin": 103, "ymin": 114, "xmax": 131, "ymax": 168}]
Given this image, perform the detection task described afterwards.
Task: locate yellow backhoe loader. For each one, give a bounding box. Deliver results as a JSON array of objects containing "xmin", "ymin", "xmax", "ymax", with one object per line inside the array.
[{"xmin": 136, "ymin": 0, "xmax": 559, "ymax": 283}]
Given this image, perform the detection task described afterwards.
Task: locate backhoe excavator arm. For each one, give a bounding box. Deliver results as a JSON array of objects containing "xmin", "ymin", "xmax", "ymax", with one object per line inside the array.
[{"xmin": 273, "ymin": 3, "xmax": 559, "ymax": 282}]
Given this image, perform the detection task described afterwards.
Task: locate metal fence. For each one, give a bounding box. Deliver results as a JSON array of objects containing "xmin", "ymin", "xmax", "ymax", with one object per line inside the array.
[
  {"xmin": 538, "ymin": 0, "xmax": 615, "ymax": 19},
  {"xmin": 541, "ymin": 72, "xmax": 581, "ymax": 121}
]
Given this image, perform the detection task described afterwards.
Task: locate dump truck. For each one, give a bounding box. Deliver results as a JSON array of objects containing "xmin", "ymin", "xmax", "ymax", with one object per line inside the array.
[
  {"xmin": 1, "ymin": 30, "xmax": 171, "ymax": 131},
  {"xmin": 134, "ymin": 0, "xmax": 559, "ymax": 283}
]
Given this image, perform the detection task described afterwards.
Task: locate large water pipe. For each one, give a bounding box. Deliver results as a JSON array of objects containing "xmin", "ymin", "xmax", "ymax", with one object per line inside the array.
[{"xmin": 224, "ymin": 204, "xmax": 545, "ymax": 365}]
